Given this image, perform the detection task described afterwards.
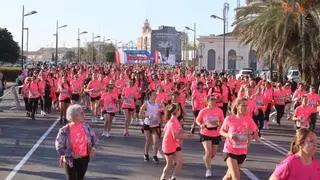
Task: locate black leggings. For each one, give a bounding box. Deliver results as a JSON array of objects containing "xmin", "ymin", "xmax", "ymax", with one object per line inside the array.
[
  {"xmin": 24, "ymin": 97, "xmax": 30, "ymax": 112},
  {"xmin": 310, "ymin": 112, "xmax": 317, "ymax": 131},
  {"xmin": 40, "ymin": 95, "xmax": 52, "ymax": 113},
  {"xmin": 264, "ymin": 103, "xmax": 271, "ymax": 121},
  {"xmin": 64, "ymin": 156, "xmax": 90, "ymax": 180},
  {"xmin": 29, "ymin": 98, "xmax": 39, "ymax": 118},
  {"xmin": 222, "ymin": 103, "xmax": 228, "ymax": 117},
  {"xmin": 254, "ymin": 109, "xmax": 264, "ymax": 131},
  {"xmin": 275, "ymin": 104, "xmax": 285, "ymax": 125}
]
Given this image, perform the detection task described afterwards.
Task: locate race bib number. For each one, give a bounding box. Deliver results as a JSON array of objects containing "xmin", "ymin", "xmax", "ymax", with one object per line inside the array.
[
  {"xmin": 309, "ymin": 100, "xmax": 316, "ymax": 107},
  {"xmin": 149, "ymin": 115, "xmax": 159, "ymax": 127},
  {"xmin": 73, "ymin": 88, "xmax": 79, "ymax": 93},
  {"xmin": 256, "ymin": 99, "xmax": 263, "ymax": 106},
  {"xmin": 205, "ymin": 115, "xmax": 218, "ymax": 128},
  {"xmin": 279, "ymin": 96, "xmax": 285, "ymax": 102},
  {"xmin": 106, "ymin": 105, "xmax": 114, "ymax": 112},
  {"xmin": 61, "ymin": 89, "xmax": 68, "ymax": 94},
  {"xmin": 232, "ymin": 133, "xmax": 249, "ymax": 149},
  {"xmin": 124, "ymin": 97, "xmax": 133, "ymax": 105}
]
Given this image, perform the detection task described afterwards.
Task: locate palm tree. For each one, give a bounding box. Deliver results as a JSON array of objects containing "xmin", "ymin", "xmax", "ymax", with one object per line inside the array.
[{"xmin": 233, "ymin": 0, "xmax": 320, "ymax": 86}]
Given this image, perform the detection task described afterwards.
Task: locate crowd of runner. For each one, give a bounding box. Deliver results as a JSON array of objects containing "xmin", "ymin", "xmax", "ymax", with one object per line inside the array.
[{"xmin": 17, "ymin": 63, "xmax": 319, "ymax": 179}]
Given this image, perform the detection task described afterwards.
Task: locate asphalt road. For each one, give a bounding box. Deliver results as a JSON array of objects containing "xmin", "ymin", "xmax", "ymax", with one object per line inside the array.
[{"xmin": 0, "ymin": 93, "xmax": 319, "ymax": 180}]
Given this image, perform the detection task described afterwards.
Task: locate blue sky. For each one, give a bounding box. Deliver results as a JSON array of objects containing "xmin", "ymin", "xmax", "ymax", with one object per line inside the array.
[{"xmin": 0, "ymin": 0, "xmax": 246, "ymax": 51}]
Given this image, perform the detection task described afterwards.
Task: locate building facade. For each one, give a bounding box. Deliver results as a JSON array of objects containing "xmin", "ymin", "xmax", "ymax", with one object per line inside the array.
[
  {"xmin": 197, "ymin": 34, "xmax": 264, "ymax": 72},
  {"xmin": 151, "ymin": 26, "xmax": 182, "ymax": 63},
  {"xmin": 136, "ymin": 19, "xmax": 151, "ymax": 51}
]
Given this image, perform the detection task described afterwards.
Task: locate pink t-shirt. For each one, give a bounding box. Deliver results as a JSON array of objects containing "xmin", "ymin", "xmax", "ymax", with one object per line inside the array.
[
  {"xmin": 222, "ymin": 85, "xmax": 229, "ymax": 103},
  {"xmin": 254, "ymin": 94, "xmax": 265, "ymax": 109},
  {"xmin": 306, "ymin": 93, "xmax": 320, "ymax": 113},
  {"xmin": 274, "ymin": 89, "xmax": 286, "ymax": 105},
  {"xmin": 246, "ymin": 98, "xmax": 257, "ymax": 118},
  {"xmin": 28, "ymin": 81, "xmax": 41, "ymax": 99},
  {"xmin": 263, "ymin": 88, "xmax": 273, "ymax": 103},
  {"xmin": 122, "ymin": 87, "xmax": 138, "ymax": 109},
  {"xmin": 197, "ymin": 107, "xmax": 224, "ymax": 137},
  {"xmin": 22, "ymin": 83, "xmax": 30, "ymax": 98},
  {"xmin": 272, "ymin": 154, "xmax": 320, "ymax": 180},
  {"xmin": 38, "ymin": 80, "xmax": 46, "ymax": 97},
  {"xmin": 87, "ymin": 80, "xmax": 102, "ymax": 98},
  {"xmin": 192, "ymin": 90, "xmax": 207, "ymax": 111},
  {"xmin": 221, "ymin": 115, "xmax": 258, "ymax": 155},
  {"xmin": 70, "ymin": 80, "xmax": 82, "ymax": 94},
  {"xmin": 162, "ymin": 117, "xmax": 181, "ymax": 154},
  {"xmin": 293, "ymin": 89, "xmax": 306, "ymax": 99},
  {"xmin": 294, "ymin": 105, "xmax": 313, "ymax": 128},
  {"xmin": 58, "ymin": 82, "xmax": 71, "ymax": 101},
  {"xmin": 101, "ymin": 92, "xmax": 118, "ymax": 112},
  {"xmin": 69, "ymin": 123, "xmax": 88, "ymax": 157}
]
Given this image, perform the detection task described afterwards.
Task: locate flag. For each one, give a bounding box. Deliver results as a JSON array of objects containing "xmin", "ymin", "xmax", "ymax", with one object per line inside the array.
[{"xmin": 154, "ymin": 50, "xmax": 161, "ymax": 64}]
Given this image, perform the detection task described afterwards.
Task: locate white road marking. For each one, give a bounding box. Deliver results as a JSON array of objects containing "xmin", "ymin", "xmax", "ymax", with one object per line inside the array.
[
  {"xmin": 260, "ymin": 139, "xmax": 287, "ymax": 156},
  {"xmin": 261, "ymin": 137, "xmax": 288, "ymax": 154},
  {"xmin": 241, "ymin": 168, "xmax": 260, "ymax": 180},
  {"xmin": 5, "ymin": 119, "xmax": 59, "ymax": 180}
]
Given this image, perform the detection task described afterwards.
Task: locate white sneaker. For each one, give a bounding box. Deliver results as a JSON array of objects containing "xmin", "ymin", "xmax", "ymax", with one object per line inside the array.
[
  {"xmin": 106, "ymin": 132, "xmax": 110, "ymax": 138},
  {"xmin": 43, "ymin": 112, "xmax": 47, "ymax": 116},
  {"xmin": 40, "ymin": 111, "xmax": 44, "ymax": 116},
  {"xmin": 205, "ymin": 169, "xmax": 212, "ymax": 178},
  {"xmin": 138, "ymin": 119, "xmax": 144, "ymax": 126},
  {"xmin": 101, "ymin": 132, "xmax": 106, "ymax": 136},
  {"xmin": 100, "ymin": 116, "xmax": 104, "ymax": 121}
]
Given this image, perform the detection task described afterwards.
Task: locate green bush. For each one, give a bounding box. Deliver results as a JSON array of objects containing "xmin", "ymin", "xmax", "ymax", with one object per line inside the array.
[{"xmin": 0, "ymin": 67, "xmax": 21, "ymax": 82}]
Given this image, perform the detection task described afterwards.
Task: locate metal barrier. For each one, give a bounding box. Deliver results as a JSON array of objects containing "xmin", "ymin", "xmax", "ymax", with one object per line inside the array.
[{"xmin": 0, "ymin": 85, "xmax": 23, "ymax": 111}]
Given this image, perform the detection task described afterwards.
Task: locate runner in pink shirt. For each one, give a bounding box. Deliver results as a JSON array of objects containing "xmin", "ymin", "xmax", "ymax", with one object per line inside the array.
[
  {"xmin": 274, "ymin": 84, "xmax": 287, "ymax": 125},
  {"xmin": 57, "ymin": 75, "xmax": 71, "ymax": 124},
  {"xmin": 196, "ymin": 95, "xmax": 224, "ymax": 178},
  {"xmin": 263, "ymin": 81, "xmax": 274, "ymax": 129},
  {"xmin": 190, "ymin": 82, "xmax": 207, "ymax": 134},
  {"xmin": 305, "ymin": 86, "xmax": 320, "ymax": 131},
  {"xmin": 122, "ymin": 79, "xmax": 139, "ymax": 136},
  {"xmin": 270, "ymin": 129, "xmax": 319, "ymax": 180},
  {"xmin": 160, "ymin": 103, "xmax": 193, "ymax": 180},
  {"xmin": 22, "ymin": 77, "xmax": 32, "ymax": 117},
  {"xmin": 70, "ymin": 74, "xmax": 83, "ymax": 104},
  {"xmin": 292, "ymin": 83, "xmax": 306, "ymax": 109},
  {"xmin": 86, "ymin": 73, "xmax": 102, "ymax": 122},
  {"xmin": 100, "ymin": 82, "xmax": 118, "ymax": 137},
  {"xmin": 221, "ymin": 78, "xmax": 230, "ymax": 117},
  {"xmin": 28, "ymin": 75, "xmax": 41, "ymax": 120},
  {"xmin": 220, "ymin": 97, "xmax": 260, "ymax": 180},
  {"xmin": 293, "ymin": 96, "xmax": 313, "ymax": 129}
]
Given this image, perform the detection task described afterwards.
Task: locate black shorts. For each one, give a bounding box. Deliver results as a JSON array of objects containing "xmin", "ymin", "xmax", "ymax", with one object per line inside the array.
[
  {"xmin": 224, "ymin": 153, "xmax": 247, "ymax": 165},
  {"xmin": 55, "ymin": 92, "xmax": 60, "ymax": 98},
  {"xmin": 193, "ymin": 110, "xmax": 200, "ymax": 117},
  {"xmin": 102, "ymin": 110, "xmax": 116, "ymax": 117},
  {"xmin": 71, "ymin": 94, "xmax": 80, "ymax": 101},
  {"xmin": 90, "ymin": 96, "xmax": 101, "ymax": 102},
  {"xmin": 60, "ymin": 98, "xmax": 71, "ymax": 104},
  {"xmin": 142, "ymin": 125, "xmax": 161, "ymax": 137},
  {"xmin": 123, "ymin": 108, "xmax": 134, "ymax": 112},
  {"xmin": 200, "ymin": 134, "xmax": 221, "ymax": 145},
  {"xmin": 164, "ymin": 147, "xmax": 181, "ymax": 156}
]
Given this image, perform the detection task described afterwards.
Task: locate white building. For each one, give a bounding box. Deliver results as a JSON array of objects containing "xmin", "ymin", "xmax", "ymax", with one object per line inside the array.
[{"xmin": 197, "ymin": 33, "xmax": 264, "ymax": 72}]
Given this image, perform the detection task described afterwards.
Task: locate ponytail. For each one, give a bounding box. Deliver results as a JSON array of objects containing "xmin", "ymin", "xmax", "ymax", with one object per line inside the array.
[
  {"xmin": 289, "ymin": 136, "xmax": 299, "ymax": 155},
  {"xmin": 164, "ymin": 103, "xmax": 178, "ymax": 122}
]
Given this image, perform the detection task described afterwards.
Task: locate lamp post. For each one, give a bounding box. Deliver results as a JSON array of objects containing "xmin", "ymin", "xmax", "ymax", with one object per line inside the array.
[
  {"xmin": 91, "ymin": 33, "xmax": 101, "ymax": 63},
  {"xmin": 23, "ymin": 28, "xmax": 29, "ymax": 61},
  {"xmin": 77, "ymin": 28, "xmax": 88, "ymax": 63},
  {"xmin": 185, "ymin": 23, "xmax": 196, "ymax": 67},
  {"xmin": 21, "ymin": 5, "xmax": 37, "ymax": 70},
  {"xmin": 54, "ymin": 20, "xmax": 67, "ymax": 65},
  {"xmin": 211, "ymin": 3, "xmax": 228, "ymax": 73}
]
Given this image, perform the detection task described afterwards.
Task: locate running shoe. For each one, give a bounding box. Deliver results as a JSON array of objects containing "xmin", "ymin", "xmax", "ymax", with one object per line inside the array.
[
  {"xmin": 138, "ymin": 119, "xmax": 144, "ymax": 126},
  {"xmin": 169, "ymin": 177, "xmax": 176, "ymax": 180},
  {"xmin": 101, "ymin": 132, "xmax": 106, "ymax": 137},
  {"xmin": 100, "ymin": 116, "xmax": 104, "ymax": 121},
  {"xmin": 106, "ymin": 132, "xmax": 110, "ymax": 138},
  {"xmin": 144, "ymin": 154, "xmax": 149, "ymax": 162},
  {"xmin": 205, "ymin": 169, "xmax": 212, "ymax": 178},
  {"xmin": 153, "ymin": 156, "xmax": 159, "ymax": 163},
  {"xmin": 123, "ymin": 131, "xmax": 129, "ymax": 136}
]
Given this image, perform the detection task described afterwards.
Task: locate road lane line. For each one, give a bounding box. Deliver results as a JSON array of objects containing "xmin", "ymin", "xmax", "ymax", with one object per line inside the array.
[
  {"xmin": 5, "ymin": 119, "xmax": 59, "ymax": 180},
  {"xmin": 260, "ymin": 138, "xmax": 287, "ymax": 156},
  {"xmin": 241, "ymin": 168, "xmax": 260, "ymax": 180},
  {"xmin": 261, "ymin": 137, "xmax": 288, "ymax": 153}
]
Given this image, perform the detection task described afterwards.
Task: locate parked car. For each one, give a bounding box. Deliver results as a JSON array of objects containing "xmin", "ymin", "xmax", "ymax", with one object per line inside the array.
[
  {"xmin": 287, "ymin": 69, "xmax": 300, "ymax": 82},
  {"xmin": 236, "ymin": 69, "xmax": 253, "ymax": 79}
]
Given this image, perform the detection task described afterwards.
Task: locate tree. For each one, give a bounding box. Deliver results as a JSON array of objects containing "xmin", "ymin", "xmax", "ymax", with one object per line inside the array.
[
  {"xmin": 0, "ymin": 28, "xmax": 20, "ymax": 63},
  {"xmin": 101, "ymin": 43, "xmax": 116, "ymax": 63},
  {"xmin": 63, "ymin": 51, "xmax": 76, "ymax": 62},
  {"xmin": 233, "ymin": 0, "xmax": 320, "ymax": 86}
]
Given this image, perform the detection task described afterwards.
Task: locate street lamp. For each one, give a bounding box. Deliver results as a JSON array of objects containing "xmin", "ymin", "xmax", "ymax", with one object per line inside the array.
[
  {"xmin": 54, "ymin": 20, "xmax": 67, "ymax": 65},
  {"xmin": 23, "ymin": 28, "xmax": 29, "ymax": 61},
  {"xmin": 211, "ymin": 2, "xmax": 229, "ymax": 73},
  {"xmin": 91, "ymin": 33, "xmax": 101, "ymax": 62},
  {"xmin": 21, "ymin": 5, "xmax": 37, "ymax": 70},
  {"xmin": 77, "ymin": 28, "xmax": 88, "ymax": 63},
  {"xmin": 185, "ymin": 23, "xmax": 196, "ymax": 67}
]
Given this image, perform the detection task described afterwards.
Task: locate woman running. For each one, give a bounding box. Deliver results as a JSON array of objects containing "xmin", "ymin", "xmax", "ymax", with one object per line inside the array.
[
  {"xmin": 139, "ymin": 90, "xmax": 161, "ymax": 163},
  {"xmin": 86, "ymin": 73, "xmax": 102, "ymax": 122},
  {"xmin": 273, "ymin": 83, "xmax": 286, "ymax": 125},
  {"xmin": 292, "ymin": 96, "xmax": 313, "ymax": 129},
  {"xmin": 263, "ymin": 81, "xmax": 273, "ymax": 129},
  {"xmin": 196, "ymin": 95, "xmax": 224, "ymax": 178},
  {"xmin": 22, "ymin": 77, "xmax": 32, "ymax": 117},
  {"xmin": 70, "ymin": 74, "xmax": 83, "ymax": 104},
  {"xmin": 190, "ymin": 82, "xmax": 207, "ymax": 134},
  {"xmin": 57, "ymin": 75, "xmax": 71, "ymax": 124},
  {"xmin": 122, "ymin": 79, "xmax": 139, "ymax": 136},
  {"xmin": 100, "ymin": 82, "xmax": 118, "ymax": 137},
  {"xmin": 28, "ymin": 75, "xmax": 41, "ymax": 120},
  {"xmin": 160, "ymin": 103, "xmax": 193, "ymax": 180},
  {"xmin": 269, "ymin": 129, "xmax": 319, "ymax": 179},
  {"xmin": 220, "ymin": 97, "xmax": 260, "ymax": 180},
  {"xmin": 305, "ymin": 86, "xmax": 320, "ymax": 131}
]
